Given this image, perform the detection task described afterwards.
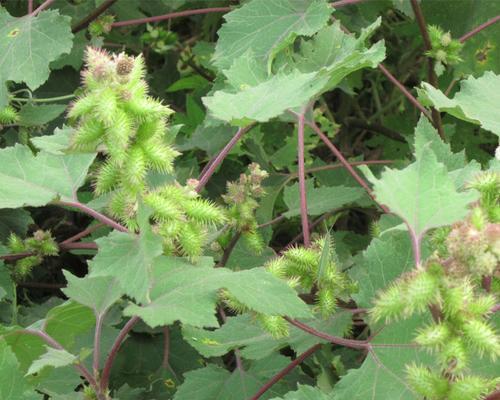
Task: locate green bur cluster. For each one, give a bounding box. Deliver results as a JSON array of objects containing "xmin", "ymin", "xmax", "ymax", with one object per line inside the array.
[
  {"xmin": 372, "ymin": 174, "xmax": 500, "ymax": 400},
  {"xmin": 7, "ymin": 230, "xmax": 58, "ymax": 281},
  {"xmin": 218, "ymin": 163, "xmax": 268, "ymax": 254},
  {"xmin": 0, "ymin": 105, "xmax": 19, "ymax": 125},
  {"xmin": 70, "ymin": 48, "xmax": 225, "ymax": 257},
  {"xmin": 426, "ymin": 25, "xmax": 463, "ymax": 68},
  {"xmin": 223, "ymin": 236, "xmax": 351, "ymax": 337}
]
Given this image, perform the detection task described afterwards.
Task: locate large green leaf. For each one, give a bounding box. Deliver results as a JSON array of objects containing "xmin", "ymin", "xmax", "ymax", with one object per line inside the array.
[
  {"xmin": 361, "ymin": 144, "xmax": 478, "ymax": 240},
  {"xmin": 270, "ymin": 385, "xmax": 330, "ymax": 400},
  {"xmin": 87, "ymin": 210, "xmax": 164, "ymax": 304},
  {"xmin": 0, "ymin": 9, "xmax": 73, "ymax": 107},
  {"xmin": 62, "ymin": 271, "xmax": 123, "ymax": 317},
  {"xmin": 174, "ymin": 356, "xmax": 295, "ymax": 400},
  {"xmin": 183, "ymin": 311, "xmax": 352, "ymax": 360},
  {"xmin": 283, "ymin": 180, "xmax": 364, "ymax": 218},
  {"xmin": 203, "ymin": 69, "xmax": 329, "ymax": 126},
  {"xmin": 418, "ymin": 72, "xmax": 500, "ymax": 137},
  {"xmin": 124, "ymin": 257, "xmax": 310, "ymax": 328},
  {"xmin": 213, "ymin": 0, "xmax": 331, "ymax": 70},
  {"xmin": 0, "ymin": 145, "xmax": 95, "ymax": 208},
  {"xmin": 333, "ymin": 316, "xmax": 433, "ymax": 400},
  {"xmin": 293, "ymin": 19, "xmax": 385, "ymax": 92},
  {"xmin": 0, "ymin": 339, "xmax": 34, "ymax": 399},
  {"xmin": 26, "ymin": 347, "xmax": 76, "ymax": 376},
  {"xmin": 350, "ymin": 231, "xmax": 415, "ymax": 308},
  {"xmin": 0, "ymin": 209, "xmax": 33, "ymax": 242}
]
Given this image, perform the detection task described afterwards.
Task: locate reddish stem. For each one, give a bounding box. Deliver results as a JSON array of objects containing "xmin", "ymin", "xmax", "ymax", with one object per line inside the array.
[
  {"xmin": 485, "ymin": 390, "xmax": 500, "ymax": 400},
  {"xmin": 0, "ymin": 241, "xmax": 97, "ymax": 262},
  {"xmin": 93, "ymin": 315, "xmax": 104, "ymax": 375},
  {"xmin": 196, "ymin": 125, "xmax": 253, "ymax": 193},
  {"xmin": 56, "ymin": 200, "xmax": 128, "ymax": 233},
  {"xmin": 306, "ymin": 118, "xmax": 390, "ymax": 213},
  {"xmin": 297, "ymin": 111, "xmax": 311, "ymax": 246},
  {"xmin": 161, "ymin": 326, "xmax": 170, "ymax": 370},
  {"xmin": 111, "ymin": 7, "xmax": 231, "ymax": 28},
  {"xmin": 377, "ymin": 64, "xmax": 432, "ymax": 119},
  {"xmin": 72, "ymin": 0, "xmax": 118, "ymax": 33},
  {"xmin": 459, "ymin": 15, "xmax": 500, "ymax": 42},
  {"xmin": 28, "ymin": 0, "xmax": 34, "ymax": 13},
  {"xmin": 61, "ymin": 223, "xmax": 105, "ymax": 245},
  {"xmin": 284, "ymin": 317, "xmax": 370, "ymax": 350},
  {"xmin": 250, "ymin": 344, "xmax": 321, "ymax": 400},
  {"xmin": 100, "ymin": 316, "xmax": 140, "ymax": 391},
  {"xmin": 19, "ymin": 329, "xmax": 97, "ymax": 389},
  {"xmin": 31, "ymin": 0, "xmax": 54, "ymax": 16}
]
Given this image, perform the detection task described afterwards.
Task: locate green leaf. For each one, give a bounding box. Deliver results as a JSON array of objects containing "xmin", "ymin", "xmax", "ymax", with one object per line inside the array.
[
  {"xmin": 124, "ymin": 257, "xmax": 310, "ymax": 328},
  {"xmin": 203, "ymin": 69, "xmax": 329, "ymax": 126},
  {"xmin": 31, "ymin": 126, "xmax": 73, "ymax": 155},
  {"xmin": 334, "ymin": 316, "xmax": 433, "ymax": 400},
  {"xmin": 26, "ymin": 347, "xmax": 76, "ymax": 376},
  {"xmin": 294, "ymin": 19, "xmax": 386, "ymax": 92},
  {"xmin": 350, "ymin": 231, "xmax": 415, "ymax": 308},
  {"xmin": 0, "ymin": 145, "xmax": 96, "ymax": 208},
  {"xmin": 183, "ymin": 311, "xmax": 352, "ymax": 360},
  {"xmin": 283, "ymin": 180, "xmax": 364, "ymax": 218},
  {"xmin": 361, "ymin": 144, "xmax": 478, "ymax": 240},
  {"xmin": 270, "ymin": 385, "xmax": 330, "ymax": 400},
  {"xmin": 62, "ymin": 271, "xmax": 123, "ymax": 317},
  {"xmin": 418, "ymin": 71, "xmax": 500, "ymax": 137},
  {"xmin": 18, "ymin": 104, "xmax": 67, "ymax": 127},
  {"xmin": 0, "ymin": 208, "xmax": 33, "ymax": 242},
  {"xmin": 0, "ymin": 338, "xmax": 34, "ymax": 399},
  {"xmin": 0, "ymin": 265, "xmax": 14, "ymax": 302},
  {"xmin": 413, "ymin": 116, "xmax": 466, "ymax": 172},
  {"xmin": 174, "ymin": 356, "xmax": 294, "ymax": 400},
  {"xmin": 88, "ymin": 210, "xmax": 164, "ymax": 304},
  {"xmin": 0, "ymin": 9, "xmax": 73, "ymax": 107},
  {"xmin": 213, "ymin": 0, "xmax": 331, "ymax": 70}
]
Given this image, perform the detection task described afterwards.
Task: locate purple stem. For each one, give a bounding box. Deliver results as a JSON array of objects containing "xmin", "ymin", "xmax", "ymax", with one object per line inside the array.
[
  {"xmin": 28, "ymin": 0, "xmax": 34, "ymax": 13},
  {"xmin": 61, "ymin": 223, "xmax": 105, "ymax": 245},
  {"xmin": 19, "ymin": 329, "xmax": 97, "ymax": 389},
  {"xmin": 284, "ymin": 317, "xmax": 370, "ymax": 350},
  {"xmin": 306, "ymin": 118, "xmax": 390, "ymax": 213},
  {"xmin": 250, "ymin": 344, "xmax": 321, "ymax": 400},
  {"xmin": 31, "ymin": 0, "xmax": 55, "ymax": 16},
  {"xmin": 459, "ymin": 15, "xmax": 500, "ymax": 42},
  {"xmin": 196, "ymin": 125, "xmax": 253, "ymax": 193},
  {"xmin": 72, "ymin": 0, "xmax": 118, "ymax": 33},
  {"xmin": 161, "ymin": 326, "xmax": 170, "ymax": 370},
  {"xmin": 297, "ymin": 111, "xmax": 311, "ymax": 246},
  {"xmin": 331, "ymin": 0, "xmax": 367, "ymax": 7},
  {"xmin": 93, "ymin": 315, "xmax": 104, "ymax": 375},
  {"xmin": 100, "ymin": 316, "xmax": 140, "ymax": 392},
  {"xmin": 112, "ymin": 7, "xmax": 231, "ymax": 28},
  {"xmin": 56, "ymin": 200, "xmax": 128, "ymax": 233}
]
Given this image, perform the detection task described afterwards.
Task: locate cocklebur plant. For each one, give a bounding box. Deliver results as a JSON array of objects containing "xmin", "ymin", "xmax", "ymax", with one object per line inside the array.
[
  {"xmin": 371, "ymin": 203, "xmax": 500, "ymax": 399},
  {"xmin": 0, "ymin": 105, "xmax": 19, "ymax": 125},
  {"xmin": 221, "ymin": 235, "xmax": 352, "ymax": 338},
  {"xmin": 69, "ymin": 47, "xmax": 225, "ymax": 257},
  {"xmin": 426, "ymin": 25, "xmax": 463, "ymax": 67},
  {"xmin": 219, "ymin": 162, "xmax": 268, "ymax": 253},
  {"xmin": 7, "ymin": 230, "xmax": 58, "ymax": 281}
]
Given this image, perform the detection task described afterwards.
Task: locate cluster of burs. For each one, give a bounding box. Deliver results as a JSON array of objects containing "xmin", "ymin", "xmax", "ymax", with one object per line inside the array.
[
  {"xmin": 69, "ymin": 48, "xmax": 226, "ymax": 257},
  {"xmin": 372, "ymin": 173, "xmax": 500, "ymax": 400}
]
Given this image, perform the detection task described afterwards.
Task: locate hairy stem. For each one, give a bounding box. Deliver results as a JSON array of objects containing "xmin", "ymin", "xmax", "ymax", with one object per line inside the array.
[
  {"xmin": 305, "ymin": 118, "xmax": 390, "ymax": 213},
  {"xmin": 19, "ymin": 329, "xmax": 97, "ymax": 389},
  {"xmin": 297, "ymin": 111, "xmax": 311, "ymax": 246},
  {"xmin": 111, "ymin": 7, "xmax": 231, "ymax": 28},
  {"xmin": 410, "ymin": 0, "xmax": 445, "ymax": 139},
  {"xmin": 250, "ymin": 344, "xmax": 321, "ymax": 400},
  {"xmin": 72, "ymin": 0, "xmax": 118, "ymax": 33},
  {"xmin": 56, "ymin": 200, "xmax": 128, "ymax": 233},
  {"xmin": 61, "ymin": 223, "xmax": 105, "ymax": 244},
  {"xmin": 31, "ymin": 0, "xmax": 54, "ymax": 16},
  {"xmin": 284, "ymin": 317, "xmax": 370, "ymax": 350},
  {"xmin": 459, "ymin": 15, "xmax": 500, "ymax": 42},
  {"xmin": 100, "ymin": 316, "xmax": 140, "ymax": 391},
  {"xmin": 196, "ymin": 125, "xmax": 254, "ymax": 192},
  {"xmin": 93, "ymin": 314, "xmax": 104, "ymax": 376}
]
